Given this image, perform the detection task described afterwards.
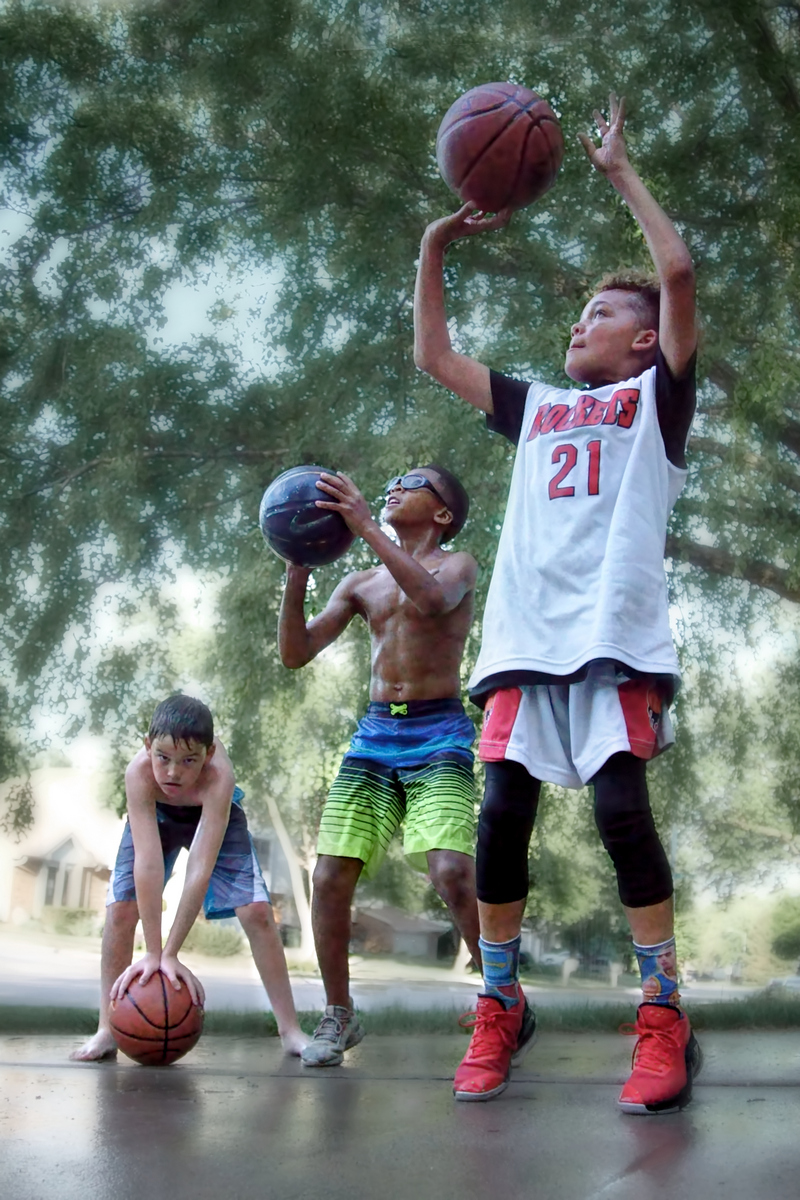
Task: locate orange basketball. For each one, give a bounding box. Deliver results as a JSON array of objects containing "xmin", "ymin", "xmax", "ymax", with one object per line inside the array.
[
  {"xmin": 436, "ymin": 82, "xmax": 563, "ymax": 211},
  {"xmin": 110, "ymin": 970, "xmax": 204, "ymax": 1065}
]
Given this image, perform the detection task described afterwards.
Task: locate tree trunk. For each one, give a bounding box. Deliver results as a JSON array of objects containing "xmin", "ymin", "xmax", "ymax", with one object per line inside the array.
[{"xmin": 264, "ymin": 791, "xmax": 317, "ymax": 962}]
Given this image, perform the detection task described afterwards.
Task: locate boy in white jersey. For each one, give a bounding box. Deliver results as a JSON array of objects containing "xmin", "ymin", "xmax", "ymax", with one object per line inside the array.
[{"xmin": 414, "ymin": 94, "xmax": 699, "ymax": 1114}]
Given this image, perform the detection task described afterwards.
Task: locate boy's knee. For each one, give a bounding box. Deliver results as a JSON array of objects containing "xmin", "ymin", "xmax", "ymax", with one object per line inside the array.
[
  {"xmin": 428, "ymin": 852, "xmax": 474, "ymax": 902},
  {"xmin": 312, "ymin": 855, "xmax": 361, "ymax": 901},
  {"xmin": 235, "ymin": 901, "xmax": 272, "ymax": 932},
  {"xmin": 106, "ymin": 900, "xmax": 138, "ymax": 932},
  {"xmin": 102, "ymin": 901, "xmax": 138, "ymax": 950}
]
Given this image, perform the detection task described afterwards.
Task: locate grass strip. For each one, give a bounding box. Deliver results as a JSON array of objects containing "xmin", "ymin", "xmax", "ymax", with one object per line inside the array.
[{"xmin": 3, "ymin": 992, "xmax": 800, "ymax": 1037}]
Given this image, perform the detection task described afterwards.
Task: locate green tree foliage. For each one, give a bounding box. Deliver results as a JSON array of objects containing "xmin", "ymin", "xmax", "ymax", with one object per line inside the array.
[
  {"xmin": 770, "ymin": 895, "xmax": 800, "ymax": 962},
  {"xmin": 3, "ymin": 0, "xmax": 800, "ymax": 897}
]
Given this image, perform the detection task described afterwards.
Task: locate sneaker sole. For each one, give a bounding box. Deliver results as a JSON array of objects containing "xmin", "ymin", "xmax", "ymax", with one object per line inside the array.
[
  {"xmin": 618, "ymin": 1031, "xmax": 702, "ymax": 1115},
  {"xmin": 453, "ymin": 1078, "xmax": 509, "ymax": 1102}
]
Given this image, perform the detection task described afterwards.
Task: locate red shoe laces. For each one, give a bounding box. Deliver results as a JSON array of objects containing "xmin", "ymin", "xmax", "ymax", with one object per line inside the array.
[
  {"xmin": 458, "ymin": 1006, "xmax": 517, "ymax": 1052},
  {"xmin": 627, "ymin": 1024, "xmax": 680, "ymax": 1076}
]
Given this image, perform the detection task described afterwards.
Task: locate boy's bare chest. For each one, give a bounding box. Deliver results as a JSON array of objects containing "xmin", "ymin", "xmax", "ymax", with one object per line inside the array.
[{"xmin": 356, "ymin": 571, "xmax": 432, "ymax": 628}]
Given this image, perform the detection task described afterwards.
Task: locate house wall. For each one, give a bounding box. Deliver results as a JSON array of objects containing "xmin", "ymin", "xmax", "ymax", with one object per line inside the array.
[
  {"xmin": 9, "ymin": 866, "xmax": 37, "ymax": 921},
  {"xmin": 0, "ymin": 766, "xmax": 124, "ymax": 924}
]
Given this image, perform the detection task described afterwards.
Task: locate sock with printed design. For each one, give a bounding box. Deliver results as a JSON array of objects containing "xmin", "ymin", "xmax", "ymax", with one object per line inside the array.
[
  {"xmin": 479, "ymin": 935, "xmax": 521, "ymax": 1009},
  {"xmin": 633, "ymin": 935, "xmax": 679, "ymax": 1006}
]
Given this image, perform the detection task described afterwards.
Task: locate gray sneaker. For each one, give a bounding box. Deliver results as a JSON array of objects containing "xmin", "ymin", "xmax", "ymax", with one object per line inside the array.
[{"xmin": 301, "ymin": 1005, "xmax": 364, "ymax": 1067}]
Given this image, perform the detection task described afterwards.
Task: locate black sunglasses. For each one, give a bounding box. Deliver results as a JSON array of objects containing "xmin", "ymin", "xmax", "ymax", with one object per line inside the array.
[{"xmin": 384, "ymin": 473, "xmax": 450, "ymax": 508}]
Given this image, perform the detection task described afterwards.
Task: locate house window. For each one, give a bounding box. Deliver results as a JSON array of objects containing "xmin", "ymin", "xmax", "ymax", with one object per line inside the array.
[{"xmin": 44, "ymin": 866, "xmax": 58, "ymax": 907}]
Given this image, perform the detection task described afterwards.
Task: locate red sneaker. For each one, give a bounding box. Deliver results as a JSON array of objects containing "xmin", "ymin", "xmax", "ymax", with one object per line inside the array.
[
  {"xmin": 618, "ymin": 1003, "xmax": 702, "ymax": 1115},
  {"xmin": 453, "ymin": 993, "xmax": 528, "ymax": 1102}
]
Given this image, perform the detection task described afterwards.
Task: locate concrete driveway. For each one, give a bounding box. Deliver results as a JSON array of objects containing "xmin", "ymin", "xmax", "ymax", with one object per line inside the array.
[{"xmin": 2, "ymin": 1030, "xmax": 799, "ymax": 1200}]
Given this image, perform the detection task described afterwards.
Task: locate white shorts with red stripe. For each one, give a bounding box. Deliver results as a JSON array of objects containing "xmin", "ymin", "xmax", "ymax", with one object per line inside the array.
[{"xmin": 478, "ymin": 662, "xmax": 674, "ymax": 788}]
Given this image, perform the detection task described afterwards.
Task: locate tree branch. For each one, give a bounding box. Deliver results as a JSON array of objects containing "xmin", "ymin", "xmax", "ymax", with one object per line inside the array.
[
  {"xmin": 667, "ymin": 534, "xmax": 800, "ymax": 602},
  {"xmin": 24, "ymin": 445, "xmax": 288, "ymax": 496},
  {"xmin": 689, "ymin": 435, "xmax": 800, "ymax": 494},
  {"xmin": 727, "ymin": 815, "xmax": 800, "ymax": 853}
]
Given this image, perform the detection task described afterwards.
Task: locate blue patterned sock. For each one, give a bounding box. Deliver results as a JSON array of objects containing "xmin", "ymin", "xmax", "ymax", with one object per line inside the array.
[
  {"xmin": 633, "ymin": 936, "xmax": 680, "ymax": 1006},
  {"xmin": 479, "ymin": 935, "xmax": 521, "ymax": 1009}
]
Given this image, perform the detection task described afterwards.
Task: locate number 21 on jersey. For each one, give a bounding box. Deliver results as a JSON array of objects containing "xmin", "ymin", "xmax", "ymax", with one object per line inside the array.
[{"xmin": 549, "ymin": 441, "xmax": 601, "ymax": 499}]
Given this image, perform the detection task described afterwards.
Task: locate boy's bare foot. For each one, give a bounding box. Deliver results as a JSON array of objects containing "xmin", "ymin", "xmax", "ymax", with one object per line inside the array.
[
  {"xmin": 69, "ymin": 1030, "xmax": 119, "ymax": 1062},
  {"xmin": 280, "ymin": 1029, "xmax": 311, "ymax": 1056}
]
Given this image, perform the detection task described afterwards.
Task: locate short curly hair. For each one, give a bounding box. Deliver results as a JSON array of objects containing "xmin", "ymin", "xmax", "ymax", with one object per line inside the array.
[
  {"xmin": 593, "ymin": 270, "xmax": 660, "ymax": 332},
  {"xmin": 422, "ymin": 463, "xmax": 469, "ymax": 543}
]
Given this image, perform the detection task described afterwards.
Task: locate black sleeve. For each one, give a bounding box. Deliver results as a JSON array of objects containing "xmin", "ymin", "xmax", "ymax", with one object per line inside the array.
[
  {"xmin": 655, "ymin": 346, "xmax": 696, "ymax": 469},
  {"xmin": 487, "ymin": 369, "xmax": 532, "ymax": 445}
]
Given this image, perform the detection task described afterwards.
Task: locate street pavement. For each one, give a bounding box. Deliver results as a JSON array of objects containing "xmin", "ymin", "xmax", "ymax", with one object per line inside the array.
[
  {"xmin": 2, "ymin": 1030, "xmax": 799, "ymax": 1200},
  {"xmin": 0, "ymin": 928, "xmax": 757, "ymax": 1013}
]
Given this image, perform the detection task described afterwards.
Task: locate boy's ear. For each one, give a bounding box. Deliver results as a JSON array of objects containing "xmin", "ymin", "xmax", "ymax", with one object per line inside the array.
[
  {"xmin": 144, "ymin": 736, "xmax": 151, "ymax": 750},
  {"xmin": 632, "ymin": 328, "xmax": 658, "ymax": 353},
  {"xmin": 204, "ymin": 742, "xmax": 217, "ymax": 762},
  {"xmin": 433, "ymin": 506, "xmax": 453, "ymax": 532}
]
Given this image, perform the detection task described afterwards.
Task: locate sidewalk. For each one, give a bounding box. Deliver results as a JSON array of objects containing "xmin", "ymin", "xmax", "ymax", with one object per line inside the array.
[{"xmin": 2, "ymin": 1029, "xmax": 799, "ymax": 1200}]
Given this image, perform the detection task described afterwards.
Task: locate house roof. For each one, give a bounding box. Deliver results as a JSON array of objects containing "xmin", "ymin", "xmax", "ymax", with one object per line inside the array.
[{"xmin": 1, "ymin": 767, "xmax": 124, "ymax": 869}]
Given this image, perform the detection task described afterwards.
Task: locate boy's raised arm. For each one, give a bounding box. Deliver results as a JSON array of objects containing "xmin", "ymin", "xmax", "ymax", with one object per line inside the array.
[
  {"xmin": 279, "ymin": 565, "xmax": 359, "ymax": 669},
  {"xmin": 414, "ymin": 202, "xmax": 511, "ymax": 413},
  {"xmin": 579, "ymin": 93, "xmax": 696, "ymax": 377}
]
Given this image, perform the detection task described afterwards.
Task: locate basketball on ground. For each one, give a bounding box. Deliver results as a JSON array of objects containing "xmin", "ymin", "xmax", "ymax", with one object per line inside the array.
[
  {"xmin": 109, "ymin": 970, "xmax": 204, "ymax": 1066},
  {"xmin": 259, "ymin": 465, "xmax": 355, "ymax": 567},
  {"xmin": 436, "ymin": 82, "xmax": 564, "ymax": 211}
]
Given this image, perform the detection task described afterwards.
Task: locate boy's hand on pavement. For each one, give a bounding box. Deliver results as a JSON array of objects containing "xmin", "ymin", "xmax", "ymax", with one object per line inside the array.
[{"xmin": 578, "ymin": 92, "xmax": 632, "ymax": 179}]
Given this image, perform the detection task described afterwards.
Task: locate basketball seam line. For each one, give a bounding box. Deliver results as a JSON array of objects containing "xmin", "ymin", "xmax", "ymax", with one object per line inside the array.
[{"xmin": 119, "ymin": 991, "xmax": 192, "ymax": 1031}]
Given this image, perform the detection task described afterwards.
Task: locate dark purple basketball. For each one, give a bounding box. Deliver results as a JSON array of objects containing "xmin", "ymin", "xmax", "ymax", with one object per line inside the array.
[
  {"xmin": 436, "ymin": 82, "xmax": 564, "ymax": 211},
  {"xmin": 259, "ymin": 465, "xmax": 355, "ymax": 568}
]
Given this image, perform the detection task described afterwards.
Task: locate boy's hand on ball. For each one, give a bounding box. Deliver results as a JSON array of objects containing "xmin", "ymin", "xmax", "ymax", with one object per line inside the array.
[
  {"xmin": 161, "ymin": 954, "xmax": 205, "ymax": 1007},
  {"xmin": 316, "ymin": 472, "xmax": 372, "ymax": 536},
  {"xmin": 424, "ymin": 200, "xmax": 512, "ymax": 249},
  {"xmin": 110, "ymin": 952, "xmax": 161, "ymax": 1001},
  {"xmin": 579, "ymin": 92, "xmax": 631, "ymax": 178}
]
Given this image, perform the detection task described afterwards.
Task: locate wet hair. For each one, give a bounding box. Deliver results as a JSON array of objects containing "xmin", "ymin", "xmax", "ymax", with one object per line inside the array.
[
  {"xmin": 594, "ymin": 270, "xmax": 660, "ymax": 333},
  {"xmin": 422, "ymin": 463, "xmax": 470, "ymax": 542},
  {"xmin": 148, "ymin": 695, "xmax": 214, "ymax": 749}
]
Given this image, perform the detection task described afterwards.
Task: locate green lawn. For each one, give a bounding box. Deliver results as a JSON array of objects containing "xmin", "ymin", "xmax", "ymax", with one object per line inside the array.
[{"xmin": 3, "ymin": 991, "xmax": 800, "ymax": 1037}]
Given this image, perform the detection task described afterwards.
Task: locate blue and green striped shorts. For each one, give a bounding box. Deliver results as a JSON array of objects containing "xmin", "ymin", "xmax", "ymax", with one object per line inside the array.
[{"xmin": 316, "ymin": 699, "xmax": 477, "ymax": 878}]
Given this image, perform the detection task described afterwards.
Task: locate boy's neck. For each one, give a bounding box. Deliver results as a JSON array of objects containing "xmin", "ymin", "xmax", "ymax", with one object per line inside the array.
[{"xmin": 396, "ymin": 527, "xmax": 445, "ymax": 560}]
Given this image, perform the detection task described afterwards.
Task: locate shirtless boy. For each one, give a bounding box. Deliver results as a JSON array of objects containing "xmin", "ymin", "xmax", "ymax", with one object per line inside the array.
[
  {"xmin": 279, "ymin": 465, "xmax": 485, "ymax": 1067},
  {"xmin": 414, "ymin": 94, "xmax": 700, "ymax": 1113},
  {"xmin": 71, "ymin": 694, "xmax": 307, "ymax": 1060}
]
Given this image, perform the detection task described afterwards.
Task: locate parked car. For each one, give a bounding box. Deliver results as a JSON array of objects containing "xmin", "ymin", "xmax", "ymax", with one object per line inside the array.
[
  {"xmin": 537, "ymin": 949, "xmax": 571, "ymax": 966},
  {"xmin": 766, "ymin": 975, "xmax": 800, "ymax": 993}
]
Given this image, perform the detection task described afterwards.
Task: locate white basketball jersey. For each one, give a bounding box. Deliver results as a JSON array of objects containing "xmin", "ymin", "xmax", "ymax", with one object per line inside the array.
[{"xmin": 468, "ymin": 364, "xmax": 687, "ymax": 695}]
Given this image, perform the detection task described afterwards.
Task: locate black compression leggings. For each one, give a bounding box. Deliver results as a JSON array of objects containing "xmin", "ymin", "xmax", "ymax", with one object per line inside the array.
[{"xmin": 476, "ymin": 753, "xmax": 673, "ymax": 909}]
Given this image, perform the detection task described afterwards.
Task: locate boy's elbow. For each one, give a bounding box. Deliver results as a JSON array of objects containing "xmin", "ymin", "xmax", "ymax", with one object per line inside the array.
[
  {"xmin": 279, "ymin": 647, "xmax": 310, "ymax": 669},
  {"xmin": 665, "ymin": 254, "xmax": 695, "ymax": 292},
  {"xmin": 413, "ymin": 343, "xmax": 435, "ymax": 374}
]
